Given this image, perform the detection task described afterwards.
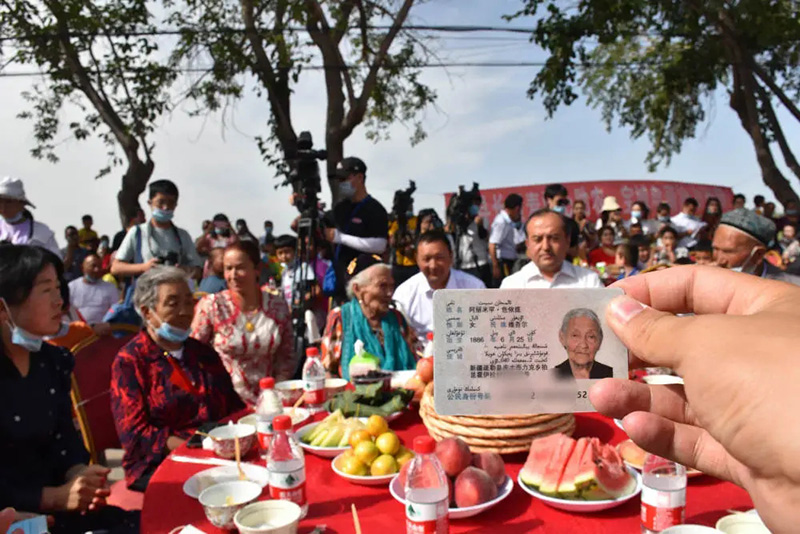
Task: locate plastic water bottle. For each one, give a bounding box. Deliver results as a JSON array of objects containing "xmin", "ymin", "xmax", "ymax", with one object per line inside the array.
[
  {"xmin": 255, "ymin": 377, "xmax": 283, "ymax": 456},
  {"xmin": 423, "ymin": 332, "xmax": 434, "ymax": 359},
  {"xmin": 405, "ymin": 436, "xmax": 449, "ymax": 534},
  {"xmin": 267, "ymin": 415, "xmax": 308, "ymax": 518},
  {"xmin": 302, "ymin": 346, "xmax": 326, "ymax": 413},
  {"xmin": 641, "ymin": 453, "xmax": 686, "ymax": 533}
]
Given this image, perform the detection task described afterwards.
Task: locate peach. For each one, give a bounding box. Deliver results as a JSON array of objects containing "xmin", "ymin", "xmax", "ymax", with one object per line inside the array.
[
  {"xmin": 435, "ymin": 437, "xmax": 472, "ymax": 477},
  {"xmin": 454, "ymin": 467, "xmax": 498, "ymax": 508},
  {"xmin": 416, "ymin": 357, "xmax": 434, "ymax": 384},
  {"xmin": 472, "ymin": 452, "xmax": 506, "ymax": 487}
]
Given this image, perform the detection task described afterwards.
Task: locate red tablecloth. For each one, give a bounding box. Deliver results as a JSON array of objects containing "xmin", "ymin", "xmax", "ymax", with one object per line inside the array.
[{"xmin": 141, "ymin": 411, "xmax": 752, "ymax": 533}]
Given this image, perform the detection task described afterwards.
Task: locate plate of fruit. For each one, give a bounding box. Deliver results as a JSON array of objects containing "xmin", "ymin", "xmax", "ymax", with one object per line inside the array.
[
  {"xmin": 389, "ymin": 437, "xmax": 513, "ymax": 519},
  {"xmin": 296, "ymin": 410, "xmax": 367, "ymax": 458},
  {"xmin": 330, "ymin": 415, "xmax": 414, "ymax": 485},
  {"xmin": 518, "ymin": 434, "xmax": 641, "ymax": 512}
]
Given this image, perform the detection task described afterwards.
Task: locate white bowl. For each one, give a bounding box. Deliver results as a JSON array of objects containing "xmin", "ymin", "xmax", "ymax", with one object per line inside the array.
[
  {"xmin": 715, "ymin": 513, "xmax": 771, "ymax": 534},
  {"xmin": 234, "ymin": 500, "xmax": 302, "ymax": 534},
  {"xmin": 389, "ymin": 474, "xmax": 514, "ymax": 519},
  {"xmin": 325, "ymin": 378, "xmax": 348, "ymax": 396},
  {"xmin": 517, "ymin": 466, "xmax": 642, "ymax": 513},
  {"xmin": 662, "ymin": 527, "xmax": 723, "ymax": 534},
  {"xmin": 183, "ymin": 465, "xmax": 269, "ymax": 499},
  {"xmin": 295, "ymin": 422, "xmax": 349, "ymax": 458},
  {"xmin": 331, "ymin": 453, "xmax": 396, "ymax": 486},
  {"xmin": 275, "ymin": 380, "xmax": 304, "ymax": 406},
  {"xmin": 208, "ymin": 424, "xmax": 257, "ymax": 459},
  {"xmin": 643, "ymin": 374, "xmax": 684, "ymax": 385},
  {"xmin": 198, "ymin": 480, "xmax": 262, "ymax": 530}
]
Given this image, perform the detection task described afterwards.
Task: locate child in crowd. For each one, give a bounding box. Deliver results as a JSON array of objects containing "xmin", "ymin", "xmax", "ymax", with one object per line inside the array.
[
  {"xmin": 629, "ymin": 235, "xmax": 652, "ymax": 270},
  {"xmin": 653, "ymin": 226, "xmax": 678, "ymax": 266},
  {"xmin": 615, "ymin": 243, "xmax": 640, "ymax": 280},
  {"xmin": 276, "ymin": 234, "xmax": 329, "ymax": 335},
  {"xmin": 780, "ymin": 224, "xmax": 800, "ymax": 266},
  {"xmin": 199, "ymin": 247, "xmax": 227, "ymax": 293},
  {"xmin": 692, "ymin": 240, "xmax": 714, "ymax": 265}
]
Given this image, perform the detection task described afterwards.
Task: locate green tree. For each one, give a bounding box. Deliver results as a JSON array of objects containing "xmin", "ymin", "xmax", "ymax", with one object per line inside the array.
[
  {"xmin": 0, "ymin": 0, "xmax": 176, "ymax": 226},
  {"xmin": 508, "ymin": 0, "xmax": 800, "ymax": 205},
  {"xmin": 169, "ymin": 0, "xmax": 436, "ymax": 204}
]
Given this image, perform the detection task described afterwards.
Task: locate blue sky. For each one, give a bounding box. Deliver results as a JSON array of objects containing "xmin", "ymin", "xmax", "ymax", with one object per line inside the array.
[{"xmin": 2, "ymin": 0, "xmax": 799, "ymax": 246}]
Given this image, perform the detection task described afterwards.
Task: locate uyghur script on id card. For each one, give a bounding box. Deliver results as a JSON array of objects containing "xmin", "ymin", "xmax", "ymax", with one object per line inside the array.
[{"xmin": 432, "ymin": 288, "xmax": 627, "ymax": 416}]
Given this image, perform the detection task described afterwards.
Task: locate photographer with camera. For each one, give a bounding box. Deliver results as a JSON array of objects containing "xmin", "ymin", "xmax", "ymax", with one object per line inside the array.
[
  {"xmin": 112, "ymin": 180, "xmax": 203, "ymax": 279},
  {"xmin": 389, "ymin": 181, "xmax": 418, "ymax": 286},
  {"xmin": 446, "ymin": 184, "xmax": 491, "ymax": 288},
  {"xmin": 322, "ymin": 157, "xmax": 389, "ymax": 301}
]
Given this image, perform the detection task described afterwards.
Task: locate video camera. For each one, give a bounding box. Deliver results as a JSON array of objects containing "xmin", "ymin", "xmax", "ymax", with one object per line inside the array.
[
  {"xmin": 447, "ymin": 182, "xmax": 481, "ymax": 230},
  {"xmin": 392, "ymin": 180, "xmax": 417, "ymax": 223},
  {"xmin": 287, "ymin": 131, "xmax": 327, "ymax": 216}
]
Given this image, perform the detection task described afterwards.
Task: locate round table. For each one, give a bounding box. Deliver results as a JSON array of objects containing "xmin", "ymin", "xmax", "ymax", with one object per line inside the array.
[{"xmin": 141, "ymin": 411, "xmax": 752, "ymax": 533}]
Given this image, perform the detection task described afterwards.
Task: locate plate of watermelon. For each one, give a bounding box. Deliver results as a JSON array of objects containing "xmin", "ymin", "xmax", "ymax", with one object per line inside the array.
[{"xmin": 518, "ymin": 434, "xmax": 641, "ymax": 512}]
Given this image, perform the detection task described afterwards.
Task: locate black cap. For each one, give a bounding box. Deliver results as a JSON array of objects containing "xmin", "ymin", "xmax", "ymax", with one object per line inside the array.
[
  {"xmin": 335, "ymin": 157, "xmax": 367, "ymax": 179},
  {"xmin": 345, "ymin": 253, "xmax": 383, "ymax": 284}
]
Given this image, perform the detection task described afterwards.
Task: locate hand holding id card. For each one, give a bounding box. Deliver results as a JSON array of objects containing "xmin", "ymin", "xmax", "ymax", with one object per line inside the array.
[{"xmin": 432, "ymin": 288, "xmax": 627, "ymax": 416}]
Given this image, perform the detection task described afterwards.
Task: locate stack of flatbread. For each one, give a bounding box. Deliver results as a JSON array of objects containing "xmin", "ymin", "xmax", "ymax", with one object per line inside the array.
[{"xmin": 419, "ymin": 383, "xmax": 575, "ymax": 454}]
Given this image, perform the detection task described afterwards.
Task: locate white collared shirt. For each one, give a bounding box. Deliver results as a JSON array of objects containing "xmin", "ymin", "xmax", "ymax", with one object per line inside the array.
[
  {"xmin": 499, "ymin": 260, "xmax": 603, "ymax": 289},
  {"xmin": 669, "ymin": 212, "xmax": 707, "ymax": 248},
  {"xmin": 489, "ymin": 210, "xmax": 524, "ymax": 261},
  {"xmin": 394, "ymin": 268, "xmax": 486, "ymax": 343}
]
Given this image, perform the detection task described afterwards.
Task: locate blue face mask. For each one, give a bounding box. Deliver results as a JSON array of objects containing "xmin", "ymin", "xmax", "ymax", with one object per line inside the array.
[
  {"xmin": 658, "ymin": 215, "xmax": 670, "ymax": 223},
  {"xmin": 152, "ymin": 208, "xmax": 174, "ymax": 223},
  {"xmin": 405, "ymin": 210, "xmax": 414, "ymax": 218},
  {"xmin": 84, "ymin": 274, "xmax": 100, "ymax": 284},
  {"xmin": 339, "ymin": 181, "xmax": 356, "ymax": 199},
  {"xmin": 512, "ymin": 221, "xmax": 523, "ymax": 230},
  {"xmin": 0, "ymin": 211, "xmax": 25, "ymax": 224},
  {"xmin": 151, "ymin": 313, "xmax": 190, "ymax": 344},
  {"xmin": 468, "ymin": 205, "xmax": 480, "ymax": 217},
  {"xmin": 264, "ymin": 227, "xmax": 273, "ymax": 237},
  {"xmin": 1, "ymin": 298, "xmax": 44, "ymax": 352},
  {"xmin": 552, "ymin": 205, "xmax": 566, "ymax": 215},
  {"xmin": 631, "ymin": 210, "xmax": 642, "ymax": 219}
]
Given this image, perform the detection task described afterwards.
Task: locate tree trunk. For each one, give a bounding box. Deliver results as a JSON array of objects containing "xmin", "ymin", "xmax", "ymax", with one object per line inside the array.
[
  {"xmin": 117, "ymin": 158, "xmax": 154, "ymax": 228},
  {"xmin": 325, "ymin": 133, "xmax": 344, "ymax": 208}
]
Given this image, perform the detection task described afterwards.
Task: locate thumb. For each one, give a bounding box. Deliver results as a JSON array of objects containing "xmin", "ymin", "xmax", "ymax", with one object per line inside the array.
[{"xmin": 606, "ymin": 294, "xmax": 689, "ymax": 370}]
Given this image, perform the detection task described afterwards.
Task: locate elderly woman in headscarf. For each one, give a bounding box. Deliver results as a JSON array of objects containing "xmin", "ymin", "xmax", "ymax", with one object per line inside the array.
[
  {"xmin": 321, "ymin": 254, "xmax": 419, "ymax": 379},
  {"xmin": 110, "ymin": 266, "xmax": 243, "ymax": 491}
]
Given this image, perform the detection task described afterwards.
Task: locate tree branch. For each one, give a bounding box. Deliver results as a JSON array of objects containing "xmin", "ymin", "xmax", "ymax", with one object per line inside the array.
[
  {"xmin": 751, "ymin": 62, "xmax": 800, "ymax": 125},
  {"xmin": 756, "ymin": 82, "xmax": 800, "ymax": 182},
  {"xmin": 305, "ymin": 0, "xmax": 356, "ymax": 108},
  {"xmin": 343, "ymin": 0, "xmax": 414, "ymax": 136}
]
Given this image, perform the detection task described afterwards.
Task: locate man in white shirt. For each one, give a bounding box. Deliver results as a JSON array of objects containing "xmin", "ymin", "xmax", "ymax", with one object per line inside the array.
[
  {"xmin": 489, "ymin": 193, "xmax": 525, "ymax": 287},
  {"xmin": 501, "ymin": 209, "xmax": 603, "ymax": 289},
  {"xmin": 670, "ymin": 197, "xmax": 707, "ymax": 249},
  {"xmin": 394, "ymin": 229, "xmax": 485, "ymax": 343},
  {"xmin": 0, "ymin": 176, "xmax": 61, "ymax": 257},
  {"xmin": 69, "ymin": 254, "xmax": 121, "ymax": 324}
]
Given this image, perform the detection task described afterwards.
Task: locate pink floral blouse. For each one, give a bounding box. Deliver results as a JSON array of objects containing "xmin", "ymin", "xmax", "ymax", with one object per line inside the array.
[{"xmin": 191, "ymin": 286, "xmax": 297, "ymax": 405}]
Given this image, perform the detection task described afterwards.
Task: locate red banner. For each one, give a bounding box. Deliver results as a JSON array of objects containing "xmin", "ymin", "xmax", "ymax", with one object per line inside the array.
[{"xmin": 445, "ymin": 180, "xmax": 733, "ymax": 223}]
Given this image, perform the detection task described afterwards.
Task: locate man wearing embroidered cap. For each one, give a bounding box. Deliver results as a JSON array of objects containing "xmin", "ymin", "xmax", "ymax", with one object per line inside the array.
[
  {"xmin": 322, "ymin": 157, "xmax": 389, "ymax": 301},
  {"xmin": 0, "ymin": 176, "xmax": 60, "ymax": 256},
  {"xmin": 713, "ymin": 208, "xmax": 800, "ymax": 285}
]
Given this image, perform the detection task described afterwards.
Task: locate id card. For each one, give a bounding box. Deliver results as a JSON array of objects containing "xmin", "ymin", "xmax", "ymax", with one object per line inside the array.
[
  {"xmin": 7, "ymin": 515, "xmax": 47, "ymax": 534},
  {"xmin": 432, "ymin": 288, "xmax": 627, "ymax": 415}
]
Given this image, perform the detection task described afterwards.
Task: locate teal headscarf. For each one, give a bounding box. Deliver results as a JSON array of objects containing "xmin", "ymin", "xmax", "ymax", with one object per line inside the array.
[{"xmin": 339, "ymin": 299, "xmax": 416, "ymax": 380}]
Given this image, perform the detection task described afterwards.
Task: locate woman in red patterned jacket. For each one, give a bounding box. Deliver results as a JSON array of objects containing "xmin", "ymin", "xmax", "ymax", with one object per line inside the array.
[{"xmin": 110, "ymin": 266, "xmax": 243, "ymax": 491}]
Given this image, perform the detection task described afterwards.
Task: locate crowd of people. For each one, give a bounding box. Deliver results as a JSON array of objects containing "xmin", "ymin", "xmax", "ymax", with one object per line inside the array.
[{"xmin": 2, "ymin": 164, "xmax": 800, "ymax": 533}]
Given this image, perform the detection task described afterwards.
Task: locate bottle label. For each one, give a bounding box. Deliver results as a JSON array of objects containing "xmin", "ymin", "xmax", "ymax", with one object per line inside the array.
[
  {"xmin": 303, "ymin": 379, "xmax": 325, "ymax": 405},
  {"xmin": 641, "ymin": 486, "xmax": 685, "ymax": 531},
  {"xmin": 268, "ymin": 467, "xmax": 306, "ymax": 507},
  {"xmin": 406, "ymin": 500, "xmax": 449, "ymax": 534}
]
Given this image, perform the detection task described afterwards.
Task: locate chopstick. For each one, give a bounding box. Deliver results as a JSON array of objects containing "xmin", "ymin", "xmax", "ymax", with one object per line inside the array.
[
  {"xmin": 351, "ymin": 504, "xmax": 361, "ymax": 534},
  {"xmin": 195, "ymin": 431, "xmax": 221, "ymax": 442},
  {"xmin": 291, "ymin": 393, "xmax": 304, "ymax": 418},
  {"xmin": 170, "ymin": 455, "xmax": 240, "ymax": 467},
  {"xmin": 234, "ymin": 435, "xmax": 246, "ymax": 481}
]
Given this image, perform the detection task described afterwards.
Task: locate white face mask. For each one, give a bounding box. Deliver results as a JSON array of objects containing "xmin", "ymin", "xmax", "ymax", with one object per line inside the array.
[{"xmin": 730, "ymin": 247, "xmax": 759, "ymax": 274}]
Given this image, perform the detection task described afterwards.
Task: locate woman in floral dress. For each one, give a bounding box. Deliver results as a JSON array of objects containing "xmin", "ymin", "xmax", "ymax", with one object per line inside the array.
[{"xmin": 192, "ymin": 240, "xmax": 296, "ymax": 406}]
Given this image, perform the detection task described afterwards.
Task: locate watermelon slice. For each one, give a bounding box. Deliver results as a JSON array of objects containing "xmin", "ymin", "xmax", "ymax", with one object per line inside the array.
[
  {"xmin": 576, "ymin": 441, "xmax": 636, "ymax": 500},
  {"xmin": 519, "ymin": 433, "xmax": 562, "ymax": 488},
  {"xmin": 556, "ymin": 437, "xmax": 589, "ymax": 498},
  {"xmin": 538, "ymin": 435, "xmax": 576, "ymax": 496}
]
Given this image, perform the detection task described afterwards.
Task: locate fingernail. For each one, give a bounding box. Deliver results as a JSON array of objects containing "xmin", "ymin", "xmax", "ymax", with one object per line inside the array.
[{"xmin": 610, "ymin": 295, "xmax": 645, "ymax": 324}]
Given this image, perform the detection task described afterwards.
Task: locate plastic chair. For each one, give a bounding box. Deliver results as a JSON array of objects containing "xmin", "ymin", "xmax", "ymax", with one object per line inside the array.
[{"xmin": 69, "ymin": 324, "xmax": 140, "ymax": 465}]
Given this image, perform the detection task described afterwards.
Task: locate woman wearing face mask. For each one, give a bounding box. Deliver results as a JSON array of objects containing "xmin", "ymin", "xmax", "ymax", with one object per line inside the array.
[
  {"xmin": 594, "ymin": 196, "xmax": 628, "ymax": 241},
  {"xmin": 111, "ymin": 266, "xmax": 243, "ymax": 491},
  {"xmin": 702, "ymin": 197, "xmax": 723, "ymax": 239},
  {"xmin": 191, "ymin": 241, "xmax": 296, "ymax": 406},
  {"xmin": 625, "ymin": 201, "xmax": 659, "ymax": 236},
  {"xmin": 0, "ymin": 245, "xmax": 139, "ymax": 533},
  {"xmin": 321, "ymin": 254, "xmax": 419, "ymax": 380}
]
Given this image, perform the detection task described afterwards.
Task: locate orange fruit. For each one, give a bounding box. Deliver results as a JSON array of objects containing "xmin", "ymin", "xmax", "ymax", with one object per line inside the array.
[
  {"xmin": 375, "ymin": 432, "xmax": 400, "ymax": 455},
  {"xmin": 366, "ymin": 415, "xmax": 389, "ymax": 437},
  {"xmin": 349, "ymin": 430, "xmax": 373, "ymax": 449},
  {"xmin": 370, "ymin": 454, "xmax": 398, "ymax": 476}
]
